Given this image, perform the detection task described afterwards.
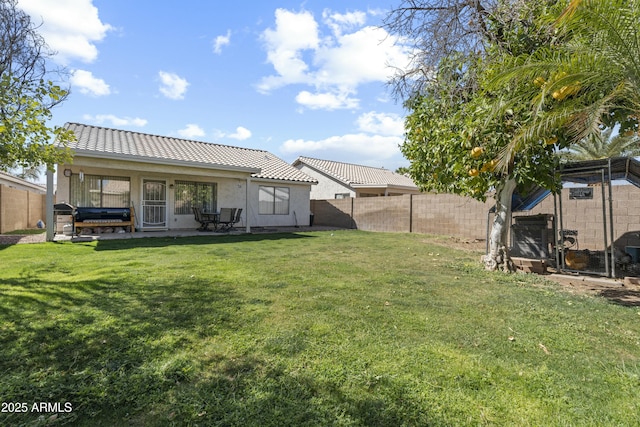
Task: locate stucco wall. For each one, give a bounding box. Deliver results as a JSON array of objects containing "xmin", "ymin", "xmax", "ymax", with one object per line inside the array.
[
  {"xmin": 295, "ymin": 164, "xmax": 353, "ymax": 200},
  {"xmin": 57, "ymin": 158, "xmax": 312, "ymax": 230}
]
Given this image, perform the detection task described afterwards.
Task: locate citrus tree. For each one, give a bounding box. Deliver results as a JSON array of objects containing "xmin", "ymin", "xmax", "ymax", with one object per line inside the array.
[{"xmin": 390, "ymin": 0, "xmax": 562, "ymax": 270}]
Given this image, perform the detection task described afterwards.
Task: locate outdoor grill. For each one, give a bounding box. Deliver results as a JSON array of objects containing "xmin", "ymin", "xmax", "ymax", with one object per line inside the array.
[
  {"xmin": 74, "ymin": 207, "xmax": 131, "ymax": 222},
  {"xmin": 53, "ymin": 202, "xmax": 75, "ymax": 235}
]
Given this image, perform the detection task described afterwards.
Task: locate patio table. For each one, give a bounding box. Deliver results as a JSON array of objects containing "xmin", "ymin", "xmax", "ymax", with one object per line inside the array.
[{"xmin": 201, "ymin": 211, "xmax": 220, "ymax": 230}]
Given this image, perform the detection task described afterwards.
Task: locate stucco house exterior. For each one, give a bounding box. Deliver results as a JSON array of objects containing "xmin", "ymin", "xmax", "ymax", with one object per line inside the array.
[
  {"xmin": 292, "ymin": 156, "xmax": 419, "ymax": 199},
  {"xmin": 51, "ymin": 123, "xmax": 317, "ymax": 235}
]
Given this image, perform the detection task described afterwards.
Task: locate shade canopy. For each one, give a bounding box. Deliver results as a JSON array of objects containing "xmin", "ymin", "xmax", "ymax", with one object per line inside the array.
[{"xmin": 507, "ymin": 157, "xmax": 640, "ymax": 212}]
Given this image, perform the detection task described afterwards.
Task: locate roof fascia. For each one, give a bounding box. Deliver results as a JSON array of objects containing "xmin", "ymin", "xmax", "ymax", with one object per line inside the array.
[
  {"xmin": 250, "ymin": 177, "xmax": 317, "ymax": 186},
  {"xmin": 69, "ymin": 149, "xmax": 261, "ymax": 174},
  {"xmin": 351, "ymin": 184, "xmax": 418, "ymax": 191}
]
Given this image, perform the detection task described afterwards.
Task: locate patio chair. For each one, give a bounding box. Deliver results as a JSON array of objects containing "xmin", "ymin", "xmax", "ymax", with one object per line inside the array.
[
  {"xmin": 217, "ymin": 208, "xmax": 236, "ymax": 231},
  {"xmin": 192, "ymin": 207, "xmax": 216, "ymax": 231},
  {"xmin": 231, "ymin": 208, "xmax": 242, "ymax": 229}
]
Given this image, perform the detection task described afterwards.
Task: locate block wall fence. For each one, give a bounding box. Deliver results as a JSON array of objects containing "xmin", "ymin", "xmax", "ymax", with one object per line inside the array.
[
  {"xmin": 311, "ymin": 184, "xmax": 640, "ymax": 251},
  {"xmin": 0, "ymin": 184, "xmax": 47, "ymax": 233}
]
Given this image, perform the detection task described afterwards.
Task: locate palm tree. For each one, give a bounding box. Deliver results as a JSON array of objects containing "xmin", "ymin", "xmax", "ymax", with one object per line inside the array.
[{"xmin": 560, "ymin": 127, "xmax": 640, "ymax": 162}]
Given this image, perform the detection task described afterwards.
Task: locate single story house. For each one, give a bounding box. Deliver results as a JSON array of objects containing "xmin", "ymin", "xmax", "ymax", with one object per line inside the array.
[
  {"xmin": 0, "ymin": 170, "xmax": 46, "ymax": 194},
  {"xmin": 50, "ymin": 123, "xmax": 317, "ymax": 235},
  {"xmin": 292, "ymin": 156, "xmax": 420, "ymax": 199}
]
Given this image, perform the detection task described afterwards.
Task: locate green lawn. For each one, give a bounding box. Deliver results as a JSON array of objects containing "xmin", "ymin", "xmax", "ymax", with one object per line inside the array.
[{"xmin": 1, "ymin": 230, "xmax": 638, "ymax": 426}]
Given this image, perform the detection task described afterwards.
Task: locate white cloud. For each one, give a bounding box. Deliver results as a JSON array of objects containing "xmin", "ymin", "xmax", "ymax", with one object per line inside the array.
[
  {"xmin": 258, "ymin": 8, "xmax": 411, "ymax": 111},
  {"xmin": 314, "ymin": 26, "xmax": 408, "ymax": 88},
  {"xmin": 281, "ymin": 133, "xmax": 401, "ymax": 162},
  {"xmin": 280, "ymin": 111, "xmax": 405, "ymax": 164},
  {"xmin": 19, "ymin": 0, "xmax": 112, "ymax": 64},
  {"xmin": 356, "ymin": 112, "xmax": 405, "ymax": 136},
  {"xmin": 295, "ymin": 90, "xmax": 358, "ymax": 110},
  {"xmin": 228, "ymin": 127, "xmax": 252, "ymax": 140},
  {"xmin": 322, "ymin": 9, "xmax": 366, "ymax": 36},
  {"xmin": 213, "ymin": 30, "xmax": 231, "ymax": 54},
  {"xmin": 70, "ymin": 69, "xmax": 110, "ymax": 96},
  {"xmin": 177, "ymin": 124, "xmax": 206, "ymax": 139},
  {"xmin": 158, "ymin": 71, "xmax": 189, "ymax": 100},
  {"xmin": 213, "ymin": 126, "xmax": 252, "ymax": 141},
  {"xmin": 83, "ymin": 114, "xmax": 147, "ymax": 127},
  {"xmin": 257, "ymin": 9, "xmax": 319, "ymax": 92}
]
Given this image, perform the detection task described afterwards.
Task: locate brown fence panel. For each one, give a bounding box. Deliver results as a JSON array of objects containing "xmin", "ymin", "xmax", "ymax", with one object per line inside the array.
[
  {"xmin": 353, "ymin": 195, "xmax": 411, "ymax": 232},
  {"xmin": 311, "ymin": 186, "xmax": 640, "ymax": 254},
  {"xmin": 0, "ymin": 184, "xmax": 47, "ymax": 233},
  {"xmin": 310, "ymin": 199, "xmax": 354, "ymax": 228},
  {"xmin": 411, "ymin": 193, "xmax": 491, "ymax": 240}
]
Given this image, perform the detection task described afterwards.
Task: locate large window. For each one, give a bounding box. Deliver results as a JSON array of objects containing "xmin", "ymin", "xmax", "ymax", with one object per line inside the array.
[
  {"xmin": 259, "ymin": 186, "xmax": 289, "ymax": 215},
  {"xmin": 174, "ymin": 181, "xmax": 217, "ymax": 215},
  {"xmin": 70, "ymin": 174, "xmax": 130, "ymax": 207}
]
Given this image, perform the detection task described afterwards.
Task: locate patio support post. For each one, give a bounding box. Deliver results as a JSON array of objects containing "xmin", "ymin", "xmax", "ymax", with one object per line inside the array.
[
  {"xmin": 45, "ymin": 167, "xmax": 54, "ymax": 242},
  {"xmin": 608, "ymin": 159, "xmax": 615, "ymax": 278},
  {"xmin": 600, "ymin": 169, "xmax": 610, "ymax": 277},
  {"xmin": 245, "ymin": 177, "xmax": 251, "ymax": 233},
  {"xmin": 553, "ymin": 192, "xmax": 560, "ymax": 271},
  {"xmin": 558, "ymin": 184, "xmax": 565, "ymax": 271}
]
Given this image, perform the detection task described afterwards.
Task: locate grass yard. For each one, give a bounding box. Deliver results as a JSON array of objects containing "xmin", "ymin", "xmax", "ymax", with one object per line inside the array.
[{"xmin": 0, "ymin": 230, "xmax": 639, "ymax": 426}]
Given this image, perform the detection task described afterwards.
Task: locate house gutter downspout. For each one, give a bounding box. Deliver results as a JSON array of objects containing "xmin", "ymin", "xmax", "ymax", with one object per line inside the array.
[
  {"xmin": 245, "ymin": 177, "xmax": 251, "ymax": 233},
  {"xmin": 45, "ymin": 167, "xmax": 54, "ymax": 242}
]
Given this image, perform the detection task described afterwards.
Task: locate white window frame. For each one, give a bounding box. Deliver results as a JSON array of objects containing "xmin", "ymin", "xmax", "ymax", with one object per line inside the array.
[{"xmin": 259, "ymin": 186, "xmax": 290, "ymax": 215}]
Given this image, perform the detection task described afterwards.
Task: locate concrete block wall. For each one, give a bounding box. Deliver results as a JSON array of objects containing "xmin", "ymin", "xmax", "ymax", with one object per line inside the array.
[
  {"xmin": 353, "ymin": 195, "xmax": 411, "ymax": 232},
  {"xmin": 524, "ymin": 185, "xmax": 640, "ymax": 250},
  {"xmin": 312, "ymin": 184, "xmax": 640, "ymax": 252},
  {"xmin": 0, "ymin": 184, "xmax": 47, "ymax": 233},
  {"xmin": 411, "ymin": 193, "xmax": 492, "ymax": 240}
]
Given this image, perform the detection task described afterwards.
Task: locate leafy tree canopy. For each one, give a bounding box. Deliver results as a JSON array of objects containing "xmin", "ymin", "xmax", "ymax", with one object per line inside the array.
[
  {"xmin": 0, "ymin": 0, "xmax": 74, "ymax": 172},
  {"xmin": 395, "ymin": 1, "xmax": 563, "ymax": 202}
]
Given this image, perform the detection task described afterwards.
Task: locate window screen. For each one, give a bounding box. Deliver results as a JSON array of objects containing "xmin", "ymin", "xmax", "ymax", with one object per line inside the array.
[{"xmin": 174, "ymin": 181, "xmax": 217, "ymax": 215}]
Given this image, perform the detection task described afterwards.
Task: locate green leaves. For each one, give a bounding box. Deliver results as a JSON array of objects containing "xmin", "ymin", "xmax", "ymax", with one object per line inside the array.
[{"xmin": 0, "ymin": 75, "xmax": 75, "ymax": 170}]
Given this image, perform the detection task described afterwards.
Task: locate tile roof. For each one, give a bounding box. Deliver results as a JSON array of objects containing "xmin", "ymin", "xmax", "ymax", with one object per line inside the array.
[
  {"xmin": 60, "ymin": 123, "xmax": 317, "ymax": 184},
  {"xmin": 294, "ymin": 156, "xmax": 417, "ymax": 189}
]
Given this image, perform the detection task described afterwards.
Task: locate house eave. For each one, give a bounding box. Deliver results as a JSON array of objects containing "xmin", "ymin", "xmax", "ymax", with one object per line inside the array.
[
  {"xmin": 68, "ymin": 149, "xmax": 261, "ymax": 174},
  {"xmin": 251, "ymin": 176, "xmax": 318, "ymax": 185},
  {"xmin": 351, "ymin": 183, "xmax": 419, "ymax": 192}
]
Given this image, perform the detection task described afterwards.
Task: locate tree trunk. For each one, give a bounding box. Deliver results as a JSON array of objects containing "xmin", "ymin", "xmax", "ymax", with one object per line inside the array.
[{"xmin": 482, "ymin": 177, "xmax": 517, "ymax": 272}]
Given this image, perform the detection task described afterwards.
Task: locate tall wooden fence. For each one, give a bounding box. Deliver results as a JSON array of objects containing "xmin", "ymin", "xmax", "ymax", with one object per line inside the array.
[{"xmin": 311, "ymin": 185, "xmax": 640, "ymax": 251}]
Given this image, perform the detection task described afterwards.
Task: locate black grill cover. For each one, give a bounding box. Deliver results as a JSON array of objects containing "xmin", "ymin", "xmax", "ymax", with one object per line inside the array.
[{"xmin": 74, "ymin": 207, "xmax": 131, "ymax": 222}]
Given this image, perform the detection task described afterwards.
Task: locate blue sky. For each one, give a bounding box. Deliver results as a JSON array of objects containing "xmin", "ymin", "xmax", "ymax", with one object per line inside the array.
[{"xmin": 18, "ymin": 0, "xmax": 413, "ymax": 171}]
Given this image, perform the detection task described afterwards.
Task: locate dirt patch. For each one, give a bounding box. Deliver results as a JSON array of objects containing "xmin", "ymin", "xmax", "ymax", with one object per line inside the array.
[
  {"xmin": 543, "ymin": 273, "xmax": 640, "ymax": 307},
  {"xmin": 423, "ymin": 236, "xmax": 487, "ymax": 252},
  {"xmin": 0, "ymin": 233, "xmax": 46, "ymax": 245}
]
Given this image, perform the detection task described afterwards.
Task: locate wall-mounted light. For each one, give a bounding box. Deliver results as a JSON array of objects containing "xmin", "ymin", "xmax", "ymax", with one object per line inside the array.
[
  {"xmin": 169, "ymin": 184, "xmax": 174, "ymax": 189},
  {"xmin": 63, "ymin": 168, "xmax": 72, "ymax": 177}
]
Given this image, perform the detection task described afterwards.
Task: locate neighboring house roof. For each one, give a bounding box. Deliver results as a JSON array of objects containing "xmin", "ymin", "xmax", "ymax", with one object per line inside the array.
[
  {"xmin": 0, "ymin": 170, "xmax": 46, "ymax": 194},
  {"xmin": 59, "ymin": 123, "xmax": 317, "ymax": 184},
  {"xmin": 293, "ymin": 156, "xmax": 417, "ymax": 190}
]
